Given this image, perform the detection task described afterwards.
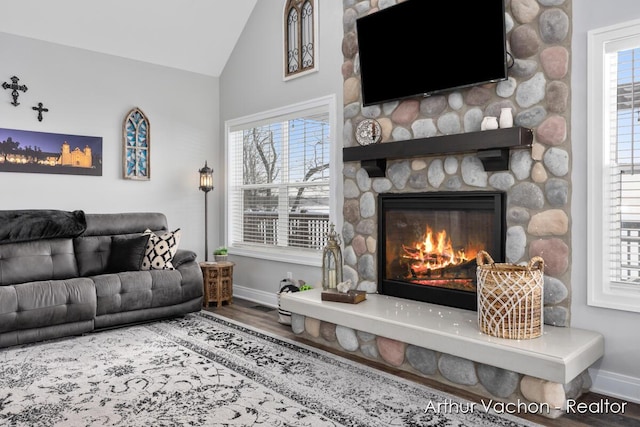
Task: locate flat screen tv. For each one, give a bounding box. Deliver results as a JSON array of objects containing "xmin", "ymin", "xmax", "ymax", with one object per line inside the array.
[{"xmin": 356, "ymin": 0, "xmax": 508, "ymax": 106}]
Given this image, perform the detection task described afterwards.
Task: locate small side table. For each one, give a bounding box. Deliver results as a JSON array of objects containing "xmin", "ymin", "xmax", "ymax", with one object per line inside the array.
[{"xmin": 200, "ymin": 261, "xmax": 234, "ymax": 308}]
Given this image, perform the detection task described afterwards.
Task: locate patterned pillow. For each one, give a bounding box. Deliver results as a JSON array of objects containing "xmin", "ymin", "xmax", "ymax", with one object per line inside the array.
[{"xmin": 141, "ymin": 228, "xmax": 181, "ymax": 270}]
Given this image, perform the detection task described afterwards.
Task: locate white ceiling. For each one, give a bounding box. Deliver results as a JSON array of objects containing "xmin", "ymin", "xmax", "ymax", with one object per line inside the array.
[{"xmin": 0, "ymin": 0, "xmax": 258, "ymax": 77}]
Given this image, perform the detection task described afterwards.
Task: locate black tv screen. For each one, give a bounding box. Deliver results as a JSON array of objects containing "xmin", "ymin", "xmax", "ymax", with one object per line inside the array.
[{"xmin": 356, "ymin": 0, "xmax": 508, "ymax": 106}]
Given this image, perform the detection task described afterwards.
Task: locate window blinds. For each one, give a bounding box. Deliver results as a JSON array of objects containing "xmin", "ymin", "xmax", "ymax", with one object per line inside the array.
[
  {"xmin": 228, "ymin": 108, "xmax": 331, "ymax": 252},
  {"xmin": 609, "ymin": 46, "xmax": 640, "ymax": 285}
]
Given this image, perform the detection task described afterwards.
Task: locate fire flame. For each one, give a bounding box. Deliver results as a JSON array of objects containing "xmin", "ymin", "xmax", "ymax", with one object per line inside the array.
[{"xmin": 401, "ymin": 226, "xmax": 478, "ymax": 275}]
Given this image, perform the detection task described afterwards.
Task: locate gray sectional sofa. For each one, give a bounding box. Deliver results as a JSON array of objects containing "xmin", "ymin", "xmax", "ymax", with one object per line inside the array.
[{"xmin": 0, "ymin": 210, "xmax": 203, "ymax": 348}]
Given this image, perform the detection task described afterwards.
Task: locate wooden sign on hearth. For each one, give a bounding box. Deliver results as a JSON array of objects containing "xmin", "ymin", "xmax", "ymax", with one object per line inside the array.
[{"xmin": 321, "ymin": 290, "xmax": 367, "ymax": 304}]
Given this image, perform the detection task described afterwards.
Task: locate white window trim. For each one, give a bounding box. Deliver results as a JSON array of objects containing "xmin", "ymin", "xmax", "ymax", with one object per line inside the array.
[
  {"xmin": 587, "ymin": 18, "xmax": 640, "ymax": 313},
  {"xmin": 224, "ymin": 94, "xmax": 339, "ymax": 267}
]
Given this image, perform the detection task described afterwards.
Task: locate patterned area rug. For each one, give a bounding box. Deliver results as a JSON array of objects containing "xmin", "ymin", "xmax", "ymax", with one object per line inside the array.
[{"xmin": 0, "ymin": 311, "xmax": 542, "ymax": 426}]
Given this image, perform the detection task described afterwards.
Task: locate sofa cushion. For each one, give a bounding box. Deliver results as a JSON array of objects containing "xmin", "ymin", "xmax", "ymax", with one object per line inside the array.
[
  {"xmin": 0, "ymin": 278, "xmax": 96, "ymax": 333},
  {"xmin": 141, "ymin": 229, "xmax": 181, "ymax": 270},
  {"xmin": 0, "ymin": 239, "xmax": 79, "ymax": 286},
  {"xmin": 74, "ymin": 235, "xmax": 111, "ymax": 276},
  {"xmin": 82, "ymin": 212, "xmax": 168, "ymax": 236},
  {"xmin": 92, "ymin": 270, "xmax": 185, "ymax": 316},
  {"xmin": 107, "ymin": 234, "xmax": 150, "ymax": 273}
]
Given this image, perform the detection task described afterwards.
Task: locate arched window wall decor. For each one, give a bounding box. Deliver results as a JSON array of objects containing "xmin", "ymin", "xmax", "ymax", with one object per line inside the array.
[
  {"xmin": 284, "ymin": 0, "xmax": 318, "ymax": 80},
  {"xmin": 123, "ymin": 107, "xmax": 150, "ymax": 180}
]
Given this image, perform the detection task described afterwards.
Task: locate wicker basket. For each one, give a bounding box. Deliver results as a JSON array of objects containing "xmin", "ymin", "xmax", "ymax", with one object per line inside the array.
[{"xmin": 476, "ymin": 251, "xmax": 544, "ymax": 340}]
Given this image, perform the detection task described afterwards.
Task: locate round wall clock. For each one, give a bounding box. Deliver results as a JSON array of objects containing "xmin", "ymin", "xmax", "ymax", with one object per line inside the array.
[{"xmin": 355, "ymin": 118, "xmax": 382, "ymax": 146}]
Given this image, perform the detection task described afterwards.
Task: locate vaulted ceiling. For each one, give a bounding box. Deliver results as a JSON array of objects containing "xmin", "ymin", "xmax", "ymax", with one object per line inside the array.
[{"xmin": 0, "ymin": 0, "xmax": 258, "ymax": 77}]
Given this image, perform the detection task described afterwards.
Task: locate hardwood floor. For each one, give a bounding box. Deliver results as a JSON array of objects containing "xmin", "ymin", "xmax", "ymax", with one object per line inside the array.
[{"xmin": 204, "ymin": 299, "xmax": 640, "ymax": 427}]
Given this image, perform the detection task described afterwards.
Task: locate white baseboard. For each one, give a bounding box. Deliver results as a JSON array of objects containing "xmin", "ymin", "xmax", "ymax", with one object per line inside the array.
[
  {"xmin": 589, "ymin": 368, "xmax": 640, "ymax": 404},
  {"xmin": 233, "ymin": 284, "xmax": 279, "ymax": 308}
]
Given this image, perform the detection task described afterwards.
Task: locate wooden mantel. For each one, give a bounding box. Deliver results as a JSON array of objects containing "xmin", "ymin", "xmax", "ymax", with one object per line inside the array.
[{"xmin": 343, "ymin": 126, "xmax": 534, "ymax": 177}]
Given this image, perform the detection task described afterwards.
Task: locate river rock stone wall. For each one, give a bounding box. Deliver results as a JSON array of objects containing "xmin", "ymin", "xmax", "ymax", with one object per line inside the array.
[{"xmin": 341, "ymin": 0, "xmax": 573, "ymax": 327}]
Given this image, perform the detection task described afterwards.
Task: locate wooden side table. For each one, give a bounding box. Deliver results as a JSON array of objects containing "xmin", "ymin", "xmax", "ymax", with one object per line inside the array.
[{"xmin": 200, "ymin": 261, "xmax": 234, "ymax": 308}]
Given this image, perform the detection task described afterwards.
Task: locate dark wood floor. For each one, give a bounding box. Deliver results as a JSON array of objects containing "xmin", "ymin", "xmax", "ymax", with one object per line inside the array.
[{"xmin": 204, "ymin": 299, "xmax": 640, "ymax": 427}]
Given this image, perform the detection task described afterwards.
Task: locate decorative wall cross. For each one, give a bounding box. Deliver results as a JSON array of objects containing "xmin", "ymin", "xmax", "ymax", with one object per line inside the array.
[
  {"xmin": 2, "ymin": 76, "xmax": 28, "ymax": 106},
  {"xmin": 32, "ymin": 102, "xmax": 49, "ymax": 122}
]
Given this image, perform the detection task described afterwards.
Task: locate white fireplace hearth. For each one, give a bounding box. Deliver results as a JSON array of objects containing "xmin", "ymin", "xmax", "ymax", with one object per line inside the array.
[{"xmin": 280, "ymin": 289, "xmax": 604, "ymax": 418}]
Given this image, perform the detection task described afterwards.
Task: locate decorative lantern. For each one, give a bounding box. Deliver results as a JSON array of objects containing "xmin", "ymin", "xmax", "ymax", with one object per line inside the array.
[
  {"xmin": 199, "ymin": 161, "xmax": 214, "ymax": 193},
  {"xmin": 322, "ymin": 223, "xmax": 343, "ymax": 290}
]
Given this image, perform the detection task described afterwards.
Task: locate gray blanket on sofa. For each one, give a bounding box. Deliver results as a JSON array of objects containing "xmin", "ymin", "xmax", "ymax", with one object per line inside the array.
[{"xmin": 0, "ymin": 210, "xmax": 87, "ymax": 244}]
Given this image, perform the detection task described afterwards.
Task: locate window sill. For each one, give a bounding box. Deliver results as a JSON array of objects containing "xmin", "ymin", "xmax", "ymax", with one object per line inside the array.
[
  {"xmin": 230, "ymin": 245, "xmax": 322, "ymax": 267},
  {"xmin": 588, "ymin": 284, "xmax": 640, "ymax": 313}
]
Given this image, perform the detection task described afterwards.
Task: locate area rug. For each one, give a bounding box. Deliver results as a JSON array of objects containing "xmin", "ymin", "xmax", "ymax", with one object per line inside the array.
[{"xmin": 0, "ymin": 311, "xmax": 542, "ymax": 426}]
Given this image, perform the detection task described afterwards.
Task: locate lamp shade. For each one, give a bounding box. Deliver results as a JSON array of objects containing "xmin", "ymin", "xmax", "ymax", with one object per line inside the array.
[{"xmin": 199, "ymin": 161, "xmax": 214, "ymax": 192}]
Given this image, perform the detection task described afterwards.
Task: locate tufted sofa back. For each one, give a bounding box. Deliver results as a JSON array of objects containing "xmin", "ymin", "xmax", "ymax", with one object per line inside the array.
[
  {"xmin": 0, "ymin": 212, "xmax": 170, "ymax": 286},
  {"xmin": 0, "ymin": 239, "xmax": 79, "ymax": 286},
  {"xmin": 73, "ymin": 212, "xmax": 168, "ymax": 277}
]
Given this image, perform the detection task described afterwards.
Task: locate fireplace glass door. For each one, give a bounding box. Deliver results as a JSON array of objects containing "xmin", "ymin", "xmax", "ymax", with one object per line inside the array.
[{"xmin": 377, "ymin": 192, "xmax": 505, "ymax": 310}]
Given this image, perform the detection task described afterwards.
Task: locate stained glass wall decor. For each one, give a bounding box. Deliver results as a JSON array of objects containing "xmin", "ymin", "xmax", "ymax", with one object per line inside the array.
[{"xmin": 123, "ymin": 107, "xmax": 150, "ymax": 180}]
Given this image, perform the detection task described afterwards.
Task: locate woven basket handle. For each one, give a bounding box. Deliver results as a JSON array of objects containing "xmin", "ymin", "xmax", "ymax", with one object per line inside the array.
[
  {"xmin": 476, "ymin": 250, "xmax": 495, "ymax": 266},
  {"xmin": 528, "ymin": 256, "xmax": 545, "ymax": 272}
]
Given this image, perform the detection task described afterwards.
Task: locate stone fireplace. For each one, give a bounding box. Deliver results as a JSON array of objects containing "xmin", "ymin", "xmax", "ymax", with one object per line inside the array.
[
  {"xmin": 280, "ymin": 2, "xmax": 607, "ymax": 418},
  {"xmin": 377, "ymin": 191, "xmax": 505, "ymax": 311},
  {"xmin": 340, "ymin": 0, "xmax": 573, "ymax": 328}
]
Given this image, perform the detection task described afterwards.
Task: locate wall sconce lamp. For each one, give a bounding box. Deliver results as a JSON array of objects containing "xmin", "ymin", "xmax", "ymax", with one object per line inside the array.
[{"xmin": 199, "ymin": 161, "xmax": 214, "ymax": 261}]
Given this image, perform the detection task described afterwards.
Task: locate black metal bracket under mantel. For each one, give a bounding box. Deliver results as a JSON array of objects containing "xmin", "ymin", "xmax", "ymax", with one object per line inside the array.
[{"xmin": 343, "ymin": 126, "xmax": 534, "ymax": 177}]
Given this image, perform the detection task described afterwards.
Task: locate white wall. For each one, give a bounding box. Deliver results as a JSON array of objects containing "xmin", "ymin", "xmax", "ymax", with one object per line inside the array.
[
  {"xmin": 572, "ymin": 0, "xmax": 640, "ymax": 402},
  {"xmin": 219, "ymin": 1, "xmax": 344, "ymax": 305},
  {"xmin": 0, "ymin": 32, "xmax": 220, "ymax": 260}
]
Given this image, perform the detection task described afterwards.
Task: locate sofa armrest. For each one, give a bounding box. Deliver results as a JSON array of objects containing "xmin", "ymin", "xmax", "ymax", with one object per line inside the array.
[
  {"xmin": 173, "ymin": 249, "xmax": 197, "ymax": 268},
  {"xmin": 175, "ymin": 254, "xmax": 204, "ymax": 302}
]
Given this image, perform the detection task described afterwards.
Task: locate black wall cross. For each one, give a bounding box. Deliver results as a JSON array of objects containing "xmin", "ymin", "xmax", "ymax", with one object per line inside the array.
[
  {"xmin": 32, "ymin": 102, "xmax": 49, "ymax": 122},
  {"xmin": 2, "ymin": 76, "xmax": 28, "ymax": 106}
]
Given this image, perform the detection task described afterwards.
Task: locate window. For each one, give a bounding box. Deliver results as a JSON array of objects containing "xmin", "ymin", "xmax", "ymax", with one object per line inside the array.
[
  {"xmin": 588, "ymin": 19, "xmax": 640, "ymax": 312},
  {"xmin": 284, "ymin": 0, "xmax": 317, "ymax": 80},
  {"xmin": 225, "ymin": 95, "xmax": 337, "ymax": 265}
]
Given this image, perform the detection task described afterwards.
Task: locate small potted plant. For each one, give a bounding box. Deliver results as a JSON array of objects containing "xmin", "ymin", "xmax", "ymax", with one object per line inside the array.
[
  {"xmin": 298, "ymin": 280, "xmax": 313, "ymax": 291},
  {"xmin": 214, "ymin": 246, "xmax": 228, "ymax": 262}
]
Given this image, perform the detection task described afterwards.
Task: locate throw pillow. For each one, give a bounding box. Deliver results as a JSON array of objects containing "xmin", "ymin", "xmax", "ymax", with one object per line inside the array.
[
  {"xmin": 108, "ymin": 234, "xmax": 151, "ymax": 273},
  {"xmin": 141, "ymin": 228, "xmax": 181, "ymax": 270}
]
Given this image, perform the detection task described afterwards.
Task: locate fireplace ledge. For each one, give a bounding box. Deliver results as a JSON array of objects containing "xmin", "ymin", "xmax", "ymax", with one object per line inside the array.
[
  {"xmin": 343, "ymin": 126, "xmax": 533, "ymax": 176},
  {"xmin": 280, "ymin": 289, "xmax": 604, "ymax": 384}
]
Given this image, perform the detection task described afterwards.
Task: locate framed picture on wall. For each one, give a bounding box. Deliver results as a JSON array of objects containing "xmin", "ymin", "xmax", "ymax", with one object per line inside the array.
[
  {"xmin": 123, "ymin": 107, "xmax": 150, "ymax": 180},
  {"xmin": 0, "ymin": 127, "xmax": 102, "ymax": 176}
]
